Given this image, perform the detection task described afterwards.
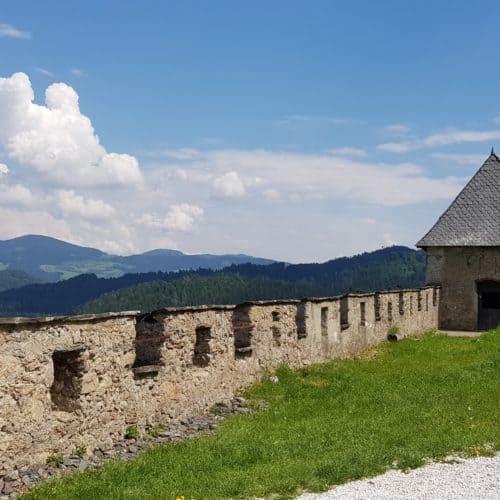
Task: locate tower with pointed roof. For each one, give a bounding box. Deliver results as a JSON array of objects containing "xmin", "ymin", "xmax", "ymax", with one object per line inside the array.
[{"xmin": 417, "ymin": 150, "xmax": 500, "ymax": 330}]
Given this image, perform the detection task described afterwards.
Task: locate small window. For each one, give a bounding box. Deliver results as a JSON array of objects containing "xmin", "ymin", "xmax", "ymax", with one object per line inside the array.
[
  {"xmin": 193, "ymin": 326, "xmax": 212, "ymax": 367},
  {"xmin": 410, "ymin": 296, "xmax": 413, "ymax": 315},
  {"xmin": 321, "ymin": 307, "xmax": 328, "ymax": 336},
  {"xmin": 340, "ymin": 297, "xmax": 349, "ymax": 330},
  {"xmin": 272, "ymin": 311, "xmax": 281, "ymax": 322},
  {"xmin": 233, "ymin": 305, "xmax": 253, "ymax": 358},
  {"xmin": 432, "ymin": 288, "xmax": 438, "ymax": 307},
  {"xmin": 51, "ymin": 347, "xmax": 86, "ymax": 412},
  {"xmin": 425, "ymin": 293, "xmax": 429, "ymax": 312},
  {"xmin": 296, "ymin": 303, "xmax": 307, "ymax": 339},
  {"xmin": 417, "ymin": 291, "xmax": 422, "ymax": 311},
  {"xmin": 398, "ymin": 291, "xmax": 404, "ymax": 316},
  {"xmin": 388, "ymin": 301, "xmax": 393, "ymax": 322},
  {"xmin": 374, "ymin": 293, "xmax": 381, "ymax": 321},
  {"xmin": 360, "ymin": 302, "xmax": 366, "ymax": 326},
  {"xmin": 133, "ymin": 315, "xmax": 166, "ymax": 377}
]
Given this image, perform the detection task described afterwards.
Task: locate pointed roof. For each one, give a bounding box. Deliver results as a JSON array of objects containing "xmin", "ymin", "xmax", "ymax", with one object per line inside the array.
[{"xmin": 417, "ymin": 151, "xmax": 500, "ymax": 247}]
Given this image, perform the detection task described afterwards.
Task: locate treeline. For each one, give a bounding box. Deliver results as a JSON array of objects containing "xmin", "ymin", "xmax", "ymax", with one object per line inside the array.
[
  {"xmin": 0, "ymin": 246, "xmax": 425, "ymax": 316},
  {"xmin": 76, "ymin": 275, "xmax": 316, "ymax": 314}
]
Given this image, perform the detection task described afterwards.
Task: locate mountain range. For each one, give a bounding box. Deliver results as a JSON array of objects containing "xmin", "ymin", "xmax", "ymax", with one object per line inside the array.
[
  {"xmin": 0, "ymin": 235, "xmax": 275, "ymax": 289},
  {"xmin": 0, "ymin": 244, "xmax": 425, "ymax": 316}
]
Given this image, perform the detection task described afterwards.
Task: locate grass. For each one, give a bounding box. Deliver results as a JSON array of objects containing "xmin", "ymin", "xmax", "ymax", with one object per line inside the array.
[{"xmin": 26, "ymin": 329, "xmax": 500, "ymax": 499}]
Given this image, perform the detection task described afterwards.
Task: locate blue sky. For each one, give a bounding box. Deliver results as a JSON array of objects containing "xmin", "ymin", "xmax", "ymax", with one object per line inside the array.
[{"xmin": 1, "ymin": 1, "xmax": 500, "ymax": 261}]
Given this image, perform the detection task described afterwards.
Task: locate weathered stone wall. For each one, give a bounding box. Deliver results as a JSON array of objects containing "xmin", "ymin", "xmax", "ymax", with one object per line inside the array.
[
  {"xmin": 0, "ymin": 287, "xmax": 439, "ymax": 475},
  {"xmin": 425, "ymin": 246, "xmax": 500, "ymax": 330}
]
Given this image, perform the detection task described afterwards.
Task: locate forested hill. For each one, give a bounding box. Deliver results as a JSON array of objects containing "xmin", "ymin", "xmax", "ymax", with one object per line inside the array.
[
  {"xmin": 76, "ymin": 246, "xmax": 425, "ymax": 314},
  {"xmin": 76, "ymin": 275, "xmax": 317, "ymax": 314},
  {"xmin": 0, "ymin": 245, "xmax": 425, "ymax": 316}
]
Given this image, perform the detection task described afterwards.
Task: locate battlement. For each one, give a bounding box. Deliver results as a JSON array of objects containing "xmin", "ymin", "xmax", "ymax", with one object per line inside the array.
[{"xmin": 0, "ymin": 287, "xmax": 439, "ymax": 474}]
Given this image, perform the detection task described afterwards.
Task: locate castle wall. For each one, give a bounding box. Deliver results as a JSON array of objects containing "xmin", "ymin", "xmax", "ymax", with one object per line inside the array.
[
  {"xmin": 425, "ymin": 246, "xmax": 500, "ymax": 330},
  {"xmin": 0, "ymin": 287, "xmax": 439, "ymax": 475}
]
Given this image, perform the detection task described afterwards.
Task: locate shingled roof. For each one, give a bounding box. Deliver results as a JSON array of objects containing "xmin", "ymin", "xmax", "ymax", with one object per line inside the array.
[{"xmin": 417, "ymin": 151, "xmax": 500, "ymax": 247}]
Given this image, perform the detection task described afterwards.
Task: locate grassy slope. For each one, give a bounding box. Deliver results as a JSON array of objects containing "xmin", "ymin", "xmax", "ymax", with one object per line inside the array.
[{"xmin": 26, "ymin": 331, "xmax": 500, "ymax": 500}]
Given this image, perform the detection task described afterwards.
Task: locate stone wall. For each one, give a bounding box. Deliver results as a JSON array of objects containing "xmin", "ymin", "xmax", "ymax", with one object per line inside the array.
[
  {"xmin": 426, "ymin": 246, "xmax": 500, "ymax": 330},
  {"xmin": 0, "ymin": 287, "xmax": 439, "ymax": 475}
]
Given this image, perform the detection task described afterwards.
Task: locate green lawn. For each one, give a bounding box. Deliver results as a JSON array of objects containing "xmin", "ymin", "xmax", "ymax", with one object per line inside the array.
[{"xmin": 26, "ymin": 330, "xmax": 500, "ymax": 500}]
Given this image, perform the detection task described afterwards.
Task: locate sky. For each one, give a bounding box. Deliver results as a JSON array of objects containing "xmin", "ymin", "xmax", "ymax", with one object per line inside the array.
[{"xmin": 1, "ymin": 0, "xmax": 500, "ymax": 262}]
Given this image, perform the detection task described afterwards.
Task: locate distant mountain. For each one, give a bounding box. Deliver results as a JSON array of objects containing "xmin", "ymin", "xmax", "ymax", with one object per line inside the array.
[
  {"xmin": 0, "ymin": 235, "xmax": 105, "ymax": 281},
  {"xmin": 0, "ymin": 235, "xmax": 275, "ymax": 284},
  {"xmin": 0, "ymin": 245, "xmax": 425, "ymax": 316}
]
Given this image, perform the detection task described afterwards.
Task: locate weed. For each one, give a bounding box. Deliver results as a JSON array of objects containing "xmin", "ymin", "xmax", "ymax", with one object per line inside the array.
[
  {"xmin": 125, "ymin": 425, "xmax": 140, "ymax": 440},
  {"xmin": 46, "ymin": 454, "xmax": 64, "ymax": 466},
  {"xmin": 145, "ymin": 424, "xmax": 165, "ymax": 438},
  {"xmin": 72, "ymin": 447, "xmax": 86, "ymax": 458}
]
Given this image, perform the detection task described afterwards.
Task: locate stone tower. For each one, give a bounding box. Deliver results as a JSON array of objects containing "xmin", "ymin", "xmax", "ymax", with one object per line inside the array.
[{"xmin": 417, "ymin": 150, "xmax": 500, "ymax": 331}]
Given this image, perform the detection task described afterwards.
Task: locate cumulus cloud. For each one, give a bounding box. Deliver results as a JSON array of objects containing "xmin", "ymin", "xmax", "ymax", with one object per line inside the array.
[
  {"xmin": 377, "ymin": 129, "xmax": 500, "ymax": 153},
  {"xmin": 142, "ymin": 204, "xmax": 203, "ymax": 232},
  {"xmin": 0, "ymin": 23, "xmax": 30, "ymax": 39},
  {"xmin": 56, "ymin": 190, "xmax": 116, "ymax": 220},
  {"xmin": 0, "ymin": 72, "xmax": 143, "ymax": 187},
  {"xmin": 213, "ymin": 171, "xmax": 246, "ymax": 198}
]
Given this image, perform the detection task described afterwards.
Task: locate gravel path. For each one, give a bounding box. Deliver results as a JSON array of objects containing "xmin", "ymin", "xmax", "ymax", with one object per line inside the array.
[{"xmin": 298, "ymin": 454, "xmax": 500, "ymax": 500}]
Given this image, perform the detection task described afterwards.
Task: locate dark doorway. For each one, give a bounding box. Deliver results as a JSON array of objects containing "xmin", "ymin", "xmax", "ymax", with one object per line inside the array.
[{"xmin": 477, "ymin": 281, "xmax": 500, "ymax": 330}]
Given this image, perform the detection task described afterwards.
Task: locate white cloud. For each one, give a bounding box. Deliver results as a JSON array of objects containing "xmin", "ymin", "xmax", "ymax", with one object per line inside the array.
[
  {"xmin": 262, "ymin": 188, "xmax": 281, "ymax": 201},
  {"xmin": 56, "ymin": 190, "xmax": 116, "ymax": 220},
  {"xmin": 0, "ymin": 183, "xmax": 34, "ymax": 206},
  {"xmin": 382, "ymin": 124, "xmax": 411, "ymax": 136},
  {"xmin": 35, "ymin": 67, "xmax": 54, "ymax": 77},
  {"xmin": 0, "ymin": 72, "xmax": 143, "ymax": 187},
  {"xmin": 378, "ymin": 129, "xmax": 500, "ymax": 153},
  {"xmin": 0, "ymin": 23, "xmax": 30, "ymax": 39},
  {"xmin": 0, "ymin": 163, "xmax": 8, "ymax": 175},
  {"xmin": 71, "ymin": 68, "xmax": 86, "ymax": 78},
  {"xmin": 142, "ymin": 204, "xmax": 203, "ymax": 232},
  {"xmin": 171, "ymin": 149, "xmax": 464, "ymax": 206},
  {"xmin": 431, "ymin": 152, "xmax": 486, "ymax": 166},
  {"xmin": 325, "ymin": 147, "xmax": 367, "ymax": 158},
  {"xmin": 0, "ymin": 207, "xmax": 74, "ymax": 242},
  {"xmin": 213, "ymin": 171, "xmax": 246, "ymax": 198}
]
